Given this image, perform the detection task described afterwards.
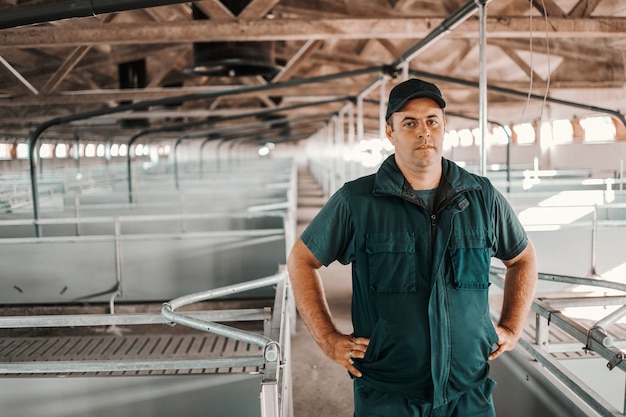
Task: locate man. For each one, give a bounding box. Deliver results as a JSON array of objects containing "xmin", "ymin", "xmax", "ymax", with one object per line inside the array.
[{"xmin": 287, "ymin": 78, "xmax": 537, "ymax": 416}]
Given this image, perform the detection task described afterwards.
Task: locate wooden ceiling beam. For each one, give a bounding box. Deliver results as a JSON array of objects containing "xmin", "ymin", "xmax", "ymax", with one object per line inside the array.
[
  {"xmin": 531, "ymin": 0, "xmax": 566, "ymax": 17},
  {"xmin": 0, "ymin": 84, "xmax": 360, "ymax": 106},
  {"xmin": 355, "ymin": 0, "xmax": 407, "ymax": 63},
  {"xmin": 497, "ymin": 45, "xmax": 545, "ymax": 82},
  {"xmin": 568, "ymin": 0, "xmax": 603, "ymax": 18},
  {"xmin": 39, "ymin": 46, "xmax": 91, "ymax": 94},
  {"xmin": 0, "ymin": 55, "xmax": 38, "ymax": 95},
  {"xmin": 488, "ymin": 38, "xmax": 618, "ymax": 63},
  {"xmin": 146, "ymin": 48, "xmax": 190, "ymax": 88},
  {"xmin": 442, "ymin": 40, "xmax": 474, "ymax": 74},
  {"xmin": 0, "ymin": 45, "xmax": 190, "ymax": 91},
  {"xmin": 1, "ymin": 80, "xmax": 623, "ymax": 107},
  {"xmin": 271, "ymin": 39, "xmax": 324, "ymax": 82},
  {"xmin": 1, "ymin": 17, "xmax": 625, "ymax": 48},
  {"xmin": 237, "ymin": 76, "xmax": 279, "ymax": 108},
  {"xmin": 40, "ymin": 13, "xmax": 118, "ymax": 94}
]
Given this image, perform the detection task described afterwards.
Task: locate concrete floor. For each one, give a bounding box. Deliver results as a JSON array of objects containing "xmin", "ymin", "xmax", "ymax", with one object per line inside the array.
[{"xmin": 291, "ymin": 167, "xmax": 355, "ymax": 417}]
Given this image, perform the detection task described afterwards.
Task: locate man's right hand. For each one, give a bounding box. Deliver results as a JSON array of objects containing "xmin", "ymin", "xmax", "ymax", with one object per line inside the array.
[
  {"xmin": 288, "ymin": 239, "xmax": 369, "ymax": 377},
  {"xmin": 321, "ymin": 331, "xmax": 370, "ymax": 377}
]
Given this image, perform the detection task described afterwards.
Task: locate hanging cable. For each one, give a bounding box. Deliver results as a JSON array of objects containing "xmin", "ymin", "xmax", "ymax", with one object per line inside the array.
[
  {"xmin": 520, "ymin": 0, "xmax": 535, "ymax": 123},
  {"xmin": 538, "ymin": 0, "xmax": 552, "ymax": 123},
  {"xmin": 90, "ymin": 0, "xmax": 97, "ymax": 18}
]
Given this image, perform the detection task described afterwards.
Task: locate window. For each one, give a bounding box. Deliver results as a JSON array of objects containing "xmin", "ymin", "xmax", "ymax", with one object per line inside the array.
[
  {"xmin": 491, "ymin": 125, "xmax": 512, "ymax": 145},
  {"xmin": 158, "ymin": 145, "xmax": 171, "ymax": 156},
  {"xmin": 444, "ymin": 131, "xmax": 460, "ymax": 150},
  {"xmin": 581, "ymin": 116, "xmax": 616, "ymax": 142},
  {"xmin": 513, "ymin": 123, "xmax": 535, "ymax": 144},
  {"xmin": 69, "ymin": 144, "xmax": 83, "ymax": 159},
  {"xmin": 55, "ymin": 144, "xmax": 68, "ymax": 158},
  {"xmin": 85, "ymin": 143, "xmax": 96, "ymax": 157},
  {"xmin": 458, "ymin": 129, "xmax": 474, "ymax": 147},
  {"xmin": 40, "ymin": 143, "xmax": 53, "ymax": 158},
  {"xmin": 0, "ymin": 143, "xmax": 10, "ymax": 160},
  {"xmin": 16, "ymin": 143, "xmax": 29, "ymax": 159}
]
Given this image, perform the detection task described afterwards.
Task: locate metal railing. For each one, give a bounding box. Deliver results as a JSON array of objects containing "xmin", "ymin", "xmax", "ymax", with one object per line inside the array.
[
  {"xmin": 162, "ymin": 271, "xmax": 291, "ymax": 417},
  {"xmin": 491, "ymin": 267, "xmax": 626, "ymax": 416},
  {"xmin": 162, "ymin": 273, "xmax": 284, "ymax": 361},
  {"xmin": 0, "ymin": 271, "xmax": 292, "ymax": 417}
]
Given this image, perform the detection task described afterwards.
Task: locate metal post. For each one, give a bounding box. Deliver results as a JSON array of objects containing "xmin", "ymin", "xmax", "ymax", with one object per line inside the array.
[
  {"xmin": 337, "ymin": 110, "xmax": 346, "ymax": 188},
  {"xmin": 325, "ymin": 123, "xmax": 332, "ymax": 194},
  {"xmin": 74, "ymin": 195, "xmax": 81, "ymax": 236},
  {"xmin": 619, "ymin": 159, "xmax": 624, "ymax": 191},
  {"xmin": 622, "ymin": 380, "xmax": 626, "ymax": 414},
  {"xmin": 260, "ymin": 379, "xmax": 280, "ymax": 417},
  {"xmin": 401, "ymin": 62, "xmax": 409, "ymax": 81},
  {"xmin": 477, "ymin": 0, "xmax": 488, "ymax": 177},
  {"xmin": 506, "ymin": 125, "xmax": 512, "ymax": 193},
  {"xmin": 74, "ymin": 133, "xmax": 81, "ymax": 177},
  {"xmin": 113, "ymin": 216, "xmax": 123, "ymax": 309},
  {"xmin": 535, "ymin": 314, "xmax": 550, "ymax": 351},
  {"xmin": 379, "ymin": 77, "xmax": 387, "ymax": 142},
  {"xmin": 179, "ymin": 192, "xmax": 186, "ymax": 233},
  {"xmin": 357, "ymin": 96, "xmax": 365, "ymax": 146},
  {"xmin": 347, "ymin": 105, "xmax": 356, "ymax": 181},
  {"xmin": 330, "ymin": 122, "xmax": 335, "ymax": 192},
  {"xmin": 591, "ymin": 205, "xmax": 598, "ymax": 277}
]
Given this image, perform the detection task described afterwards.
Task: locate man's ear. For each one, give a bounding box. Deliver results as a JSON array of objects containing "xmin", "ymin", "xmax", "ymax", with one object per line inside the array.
[{"xmin": 385, "ymin": 121, "xmax": 394, "ymax": 141}]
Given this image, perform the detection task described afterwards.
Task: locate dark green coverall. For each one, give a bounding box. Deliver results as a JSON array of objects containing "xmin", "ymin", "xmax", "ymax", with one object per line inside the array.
[{"xmin": 300, "ymin": 155, "xmax": 528, "ymax": 416}]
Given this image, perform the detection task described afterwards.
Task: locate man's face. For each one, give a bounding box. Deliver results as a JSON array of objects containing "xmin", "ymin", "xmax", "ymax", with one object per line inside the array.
[{"xmin": 385, "ymin": 97, "xmax": 446, "ymax": 172}]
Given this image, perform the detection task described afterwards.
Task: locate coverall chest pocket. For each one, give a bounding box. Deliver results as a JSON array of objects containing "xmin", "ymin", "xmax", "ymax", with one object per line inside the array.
[
  {"xmin": 449, "ymin": 229, "xmax": 492, "ymax": 290},
  {"xmin": 366, "ymin": 232, "xmax": 416, "ymax": 293}
]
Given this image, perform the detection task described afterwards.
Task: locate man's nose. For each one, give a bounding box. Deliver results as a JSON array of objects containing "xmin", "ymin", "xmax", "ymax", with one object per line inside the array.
[{"xmin": 415, "ymin": 123, "xmax": 428, "ymax": 137}]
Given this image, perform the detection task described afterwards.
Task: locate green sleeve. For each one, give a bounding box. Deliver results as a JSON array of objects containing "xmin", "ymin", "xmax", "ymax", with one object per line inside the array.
[
  {"xmin": 492, "ymin": 188, "xmax": 528, "ymax": 261},
  {"xmin": 300, "ymin": 186, "xmax": 355, "ymax": 266}
]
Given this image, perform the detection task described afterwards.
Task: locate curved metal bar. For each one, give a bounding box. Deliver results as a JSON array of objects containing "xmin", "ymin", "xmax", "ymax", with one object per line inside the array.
[
  {"xmin": 126, "ymin": 125, "xmax": 188, "ymax": 203},
  {"xmin": 28, "ymin": 70, "xmax": 380, "ymax": 234},
  {"xmin": 161, "ymin": 272, "xmax": 286, "ymax": 352}
]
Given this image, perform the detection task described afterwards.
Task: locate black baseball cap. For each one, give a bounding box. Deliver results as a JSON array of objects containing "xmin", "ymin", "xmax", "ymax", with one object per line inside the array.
[{"xmin": 385, "ymin": 78, "xmax": 446, "ymax": 121}]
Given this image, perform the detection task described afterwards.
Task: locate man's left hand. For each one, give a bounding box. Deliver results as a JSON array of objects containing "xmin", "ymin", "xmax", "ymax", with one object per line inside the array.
[{"xmin": 488, "ymin": 324, "xmax": 518, "ymax": 360}]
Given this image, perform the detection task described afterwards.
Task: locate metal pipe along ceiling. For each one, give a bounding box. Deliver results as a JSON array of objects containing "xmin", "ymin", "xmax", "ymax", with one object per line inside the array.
[{"xmin": 0, "ymin": 0, "xmax": 193, "ymax": 29}]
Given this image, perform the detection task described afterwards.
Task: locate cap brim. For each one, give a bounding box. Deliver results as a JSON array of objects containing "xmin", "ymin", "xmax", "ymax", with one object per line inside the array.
[{"xmin": 386, "ymin": 92, "xmax": 446, "ymax": 120}]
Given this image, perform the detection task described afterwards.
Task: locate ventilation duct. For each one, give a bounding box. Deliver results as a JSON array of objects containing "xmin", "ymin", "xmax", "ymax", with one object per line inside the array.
[
  {"xmin": 118, "ymin": 59, "xmax": 149, "ymax": 128},
  {"xmin": 186, "ymin": 2, "xmax": 281, "ymax": 78}
]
